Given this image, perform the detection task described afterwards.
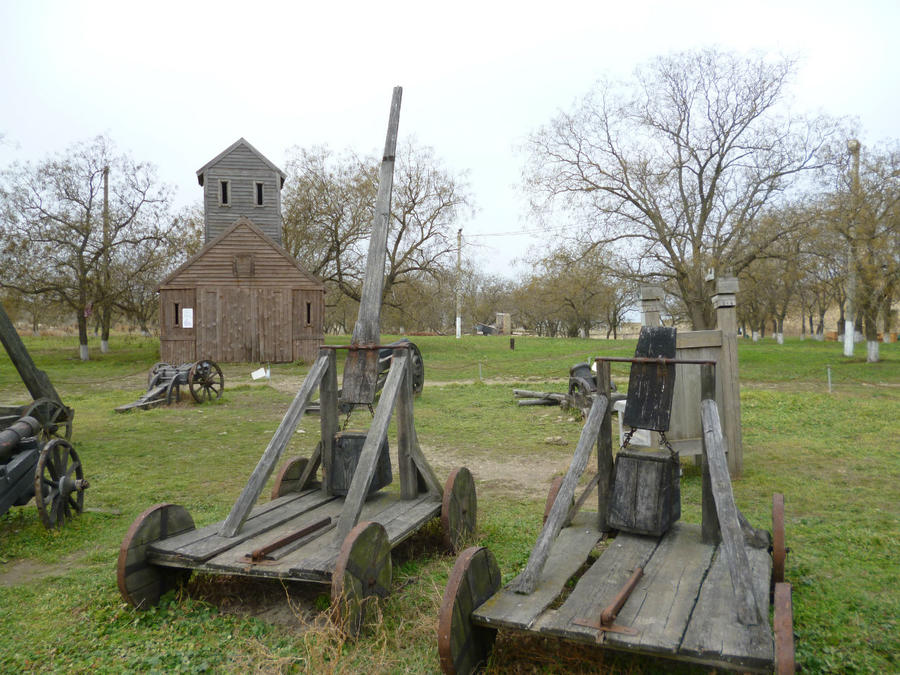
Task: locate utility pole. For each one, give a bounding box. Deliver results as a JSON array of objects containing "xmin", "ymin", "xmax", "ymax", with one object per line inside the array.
[
  {"xmin": 843, "ymin": 139, "xmax": 860, "ymax": 358},
  {"xmin": 101, "ymin": 165, "xmax": 111, "ymax": 354},
  {"xmin": 455, "ymin": 228, "xmax": 462, "ymax": 339}
]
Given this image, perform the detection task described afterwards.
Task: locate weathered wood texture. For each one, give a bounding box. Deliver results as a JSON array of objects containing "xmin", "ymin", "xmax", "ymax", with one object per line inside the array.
[
  {"xmin": 331, "ymin": 521, "xmax": 392, "ymax": 636},
  {"xmin": 219, "ymin": 354, "xmax": 329, "ymax": 537},
  {"xmin": 701, "ymin": 398, "xmax": 763, "ymax": 625},
  {"xmin": 622, "ymin": 327, "xmax": 676, "ymax": 431},
  {"xmin": 510, "ymin": 394, "xmax": 608, "ymax": 594},
  {"xmin": 197, "ymin": 138, "xmax": 286, "ymax": 244},
  {"xmin": 596, "ymin": 361, "xmax": 614, "ymax": 532},
  {"xmin": 474, "ymin": 511, "xmax": 601, "ymax": 630},
  {"xmin": 159, "ymin": 219, "xmax": 325, "ymax": 364},
  {"xmin": 608, "ymin": 450, "xmax": 680, "ymax": 536},
  {"xmin": 329, "ymin": 431, "xmax": 392, "ymax": 496},
  {"xmin": 334, "ymin": 353, "xmax": 407, "ymax": 544}
]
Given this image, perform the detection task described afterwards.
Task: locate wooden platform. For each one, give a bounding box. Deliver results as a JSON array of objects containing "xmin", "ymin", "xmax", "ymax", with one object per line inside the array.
[
  {"xmin": 147, "ymin": 487, "xmax": 441, "ymax": 584},
  {"xmin": 473, "ymin": 517, "xmax": 774, "ymax": 672}
]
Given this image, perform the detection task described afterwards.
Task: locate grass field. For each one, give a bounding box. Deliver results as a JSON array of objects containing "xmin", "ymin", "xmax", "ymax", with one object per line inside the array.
[{"xmin": 0, "ymin": 333, "xmax": 897, "ymax": 674}]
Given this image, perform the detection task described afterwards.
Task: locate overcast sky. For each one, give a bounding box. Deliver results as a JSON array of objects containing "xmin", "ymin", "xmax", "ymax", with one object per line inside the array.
[{"xmin": 1, "ymin": 0, "xmax": 897, "ymax": 277}]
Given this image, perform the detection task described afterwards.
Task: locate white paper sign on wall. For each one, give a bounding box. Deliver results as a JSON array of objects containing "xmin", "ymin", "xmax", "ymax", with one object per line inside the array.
[{"xmin": 182, "ymin": 308, "xmax": 194, "ymax": 328}]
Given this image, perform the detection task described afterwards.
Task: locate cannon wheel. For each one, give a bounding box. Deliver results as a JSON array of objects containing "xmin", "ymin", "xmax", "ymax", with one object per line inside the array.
[
  {"xmin": 148, "ymin": 362, "xmax": 171, "ymax": 389},
  {"xmin": 567, "ymin": 376, "xmax": 595, "ymax": 417},
  {"xmin": 438, "ymin": 546, "xmax": 501, "ymax": 675},
  {"xmin": 188, "ymin": 360, "xmax": 224, "ymax": 403},
  {"xmin": 442, "ymin": 467, "xmax": 477, "ymax": 554},
  {"xmin": 34, "ymin": 438, "xmax": 86, "ymax": 528},
  {"xmin": 23, "ymin": 398, "xmax": 72, "ymax": 441},
  {"xmin": 331, "ymin": 521, "xmax": 392, "ymax": 638},
  {"xmin": 271, "ymin": 456, "xmax": 310, "ymax": 499},
  {"xmin": 408, "ymin": 341, "xmax": 425, "ymax": 394},
  {"xmin": 117, "ymin": 503, "xmax": 195, "ymax": 608}
]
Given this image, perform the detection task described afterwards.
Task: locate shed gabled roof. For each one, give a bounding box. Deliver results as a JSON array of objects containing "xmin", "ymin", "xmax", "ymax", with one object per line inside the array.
[
  {"xmin": 157, "ymin": 217, "xmax": 324, "ymax": 290},
  {"xmin": 196, "ymin": 137, "xmax": 287, "ymax": 188}
]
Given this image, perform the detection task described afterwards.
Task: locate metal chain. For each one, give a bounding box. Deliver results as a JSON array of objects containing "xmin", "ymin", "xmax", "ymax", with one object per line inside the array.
[
  {"xmin": 658, "ymin": 431, "xmax": 678, "ymax": 460},
  {"xmin": 620, "ymin": 428, "xmax": 636, "ymax": 451},
  {"xmin": 341, "ymin": 405, "xmax": 354, "ymax": 431}
]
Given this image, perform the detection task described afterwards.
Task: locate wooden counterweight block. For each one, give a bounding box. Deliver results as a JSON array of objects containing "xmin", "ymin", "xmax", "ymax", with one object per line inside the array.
[
  {"xmin": 608, "ymin": 449, "xmax": 681, "ymax": 536},
  {"xmin": 329, "ymin": 431, "xmax": 392, "ymax": 497}
]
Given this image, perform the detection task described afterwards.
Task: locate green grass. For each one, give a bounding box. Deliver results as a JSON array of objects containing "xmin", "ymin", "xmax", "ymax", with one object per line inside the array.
[{"xmin": 0, "ymin": 333, "xmax": 897, "ymax": 673}]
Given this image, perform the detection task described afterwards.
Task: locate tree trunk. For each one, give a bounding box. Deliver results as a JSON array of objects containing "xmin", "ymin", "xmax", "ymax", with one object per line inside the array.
[{"xmin": 77, "ymin": 313, "xmax": 90, "ymax": 361}]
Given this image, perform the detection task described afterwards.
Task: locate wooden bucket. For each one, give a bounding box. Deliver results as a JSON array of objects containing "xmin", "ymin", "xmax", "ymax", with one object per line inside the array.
[
  {"xmin": 329, "ymin": 431, "xmax": 393, "ymax": 496},
  {"xmin": 608, "ymin": 449, "xmax": 680, "ymax": 536}
]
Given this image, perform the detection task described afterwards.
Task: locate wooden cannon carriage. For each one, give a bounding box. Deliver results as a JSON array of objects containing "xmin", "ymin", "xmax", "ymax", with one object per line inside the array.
[
  {"xmin": 439, "ymin": 327, "xmax": 795, "ymax": 673},
  {"xmin": 116, "ymin": 88, "xmax": 476, "ymax": 634},
  {"xmin": 0, "ymin": 302, "xmax": 86, "ymax": 528},
  {"xmin": 115, "ymin": 359, "xmax": 224, "ymax": 412}
]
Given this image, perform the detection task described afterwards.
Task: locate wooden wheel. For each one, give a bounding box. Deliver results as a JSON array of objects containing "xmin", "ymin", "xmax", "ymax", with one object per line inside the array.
[
  {"xmin": 23, "ymin": 398, "xmax": 73, "ymax": 441},
  {"xmin": 567, "ymin": 376, "xmax": 594, "ymax": 416},
  {"xmin": 188, "ymin": 360, "xmax": 224, "ymax": 403},
  {"xmin": 271, "ymin": 456, "xmax": 310, "ymax": 499},
  {"xmin": 117, "ymin": 503, "xmax": 195, "ymax": 608},
  {"xmin": 408, "ymin": 341, "xmax": 425, "ymax": 394},
  {"xmin": 438, "ymin": 546, "xmax": 501, "ymax": 675},
  {"xmin": 774, "ymin": 583, "xmax": 795, "ymax": 674},
  {"xmin": 148, "ymin": 362, "xmax": 171, "ymax": 389},
  {"xmin": 772, "ymin": 493, "xmax": 786, "ymax": 585},
  {"xmin": 543, "ymin": 475, "xmax": 568, "ymax": 525},
  {"xmin": 34, "ymin": 439, "xmax": 87, "ymax": 528},
  {"xmin": 442, "ymin": 467, "xmax": 477, "ymax": 553},
  {"xmin": 331, "ymin": 521, "xmax": 392, "ymax": 637}
]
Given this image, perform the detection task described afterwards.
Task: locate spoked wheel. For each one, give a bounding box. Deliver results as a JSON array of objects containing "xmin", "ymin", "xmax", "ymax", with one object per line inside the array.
[
  {"xmin": 188, "ymin": 360, "xmax": 224, "ymax": 403},
  {"xmin": 34, "ymin": 439, "xmax": 87, "ymax": 528},
  {"xmin": 442, "ymin": 467, "xmax": 477, "ymax": 554},
  {"xmin": 271, "ymin": 456, "xmax": 310, "ymax": 499},
  {"xmin": 24, "ymin": 398, "xmax": 73, "ymax": 441},
  {"xmin": 148, "ymin": 362, "xmax": 171, "ymax": 389},
  {"xmin": 438, "ymin": 546, "xmax": 501, "ymax": 675},
  {"xmin": 772, "ymin": 493, "xmax": 786, "ymax": 586},
  {"xmin": 331, "ymin": 521, "xmax": 392, "ymax": 638},
  {"xmin": 408, "ymin": 342, "xmax": 425, "ymax": 394},
  {"xmin": 117, "ymin": 503, "xmax": 195, "ymax": 608}
]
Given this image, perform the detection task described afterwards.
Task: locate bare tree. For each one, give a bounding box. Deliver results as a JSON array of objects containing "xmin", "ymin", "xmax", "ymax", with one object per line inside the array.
[
  {"xmin": 524, "ymin": 49, "xmax": 838, "ymax": 329},
  {"xmin": 0, "ymin": 136, "xmax": 170, "ymax": 359}
]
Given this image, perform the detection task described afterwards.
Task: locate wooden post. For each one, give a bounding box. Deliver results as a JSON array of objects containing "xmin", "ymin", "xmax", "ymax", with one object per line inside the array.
[
  {"xmin": 219, "ymin": 353, "xmax": 330, "ymax": 537},
  {"xmin": 700, "ymin": 363, "xmax": 720, "ymax": 544},
  {"xmin": 396, "ymin": 350, "xmax": 419, "ymax": 499},
  {"xmin": 640, "ymin": 285, "xmax": 663, "ymax": 328},
  {"xmin": 0, "ymin": 302, "xmax": 67, "ymax": 409},
  {"xmin": 713, "ymin": 277, "xmax": 743, "ymax": 477},
  {"xmin": 319, "ymin": 348, "xmax": 338, "ymax": 496},
  {"xmin": 596, "ymin": 360, "xmax": 614, "ymax": 532}
]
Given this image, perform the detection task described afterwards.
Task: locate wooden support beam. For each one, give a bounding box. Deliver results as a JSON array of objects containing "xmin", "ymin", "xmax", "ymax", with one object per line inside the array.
[
  {"xmin": 219, "ymin": 353, "xmax": 330, "ymax": 538},
  {"xmin": 510, "ymin": 394, "xmax": 609, "ymax": 595},
  {"xmin": 700, "ymin": 397, "xmax": 764, "ymax": 625},
  {"xmin": 319, "ymin": 349, "xmax": 338, "ymax": 495},
  {"xmin": 0, "ymin": 301, "xmax": 67, "ymax": 407},
  {"xmin": 334, "ymin": 353, "xmax": 408, "ymax": 544},
  {"xmin": 397, "ymin": 351, "xmax": 420, "ymax": 499},
  {"xmin": 700, "ymin": 364, "xmax": 720, "ymax": 544},
  {"xmin": 595, "ymin": 360, "xmax": 614, "ymax": 532}
]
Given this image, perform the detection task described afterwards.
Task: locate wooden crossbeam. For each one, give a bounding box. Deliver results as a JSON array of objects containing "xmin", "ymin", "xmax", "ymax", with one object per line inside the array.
[
  {"xmin": 700, "ymin": 397, "xmax": 764, "ymax": 625},
  {"xmin": 219, "ymin": 353, "xmax": 330, "ymax": 538},
  {"xmin": 510, "ymin": 394, "xmax": 609, "ymax": 595},
  {"xmin": 334, "ymin": 353, "xmax": 409, "ymax": 544}
]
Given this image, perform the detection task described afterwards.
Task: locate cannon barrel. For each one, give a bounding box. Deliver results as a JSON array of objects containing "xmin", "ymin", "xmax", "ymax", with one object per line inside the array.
[{"xmin": 0, "ymin": 415, "xmax": 41, "ymax": 462}]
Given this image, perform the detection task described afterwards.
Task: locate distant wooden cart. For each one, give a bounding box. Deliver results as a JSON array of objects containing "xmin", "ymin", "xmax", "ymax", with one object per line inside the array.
[
  {"xmin": 439, "ymin": 328, "xmax": 794, "ymax": 673},
  {"xmin": 115, "ymin": 359, "xmax": 224, "ymax": 412},
  {"xmin": 117, "ymin": 88, "xmax": 475, "ymax": 634}
]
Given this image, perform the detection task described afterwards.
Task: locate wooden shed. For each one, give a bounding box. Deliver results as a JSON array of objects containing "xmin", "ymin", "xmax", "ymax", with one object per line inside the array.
[{"xmin": 157, "ymin": 217, "xmax": 325, "ymax": 364}]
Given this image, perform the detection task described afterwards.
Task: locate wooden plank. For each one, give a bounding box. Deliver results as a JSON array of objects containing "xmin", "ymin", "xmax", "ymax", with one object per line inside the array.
[
  {"xmin": 680, "ymin": 545, "xmax": 774, "ymax": 671},
  {"xmin": 601, "ymin": 523, "xmax": 715, "ymax": 655},
  {"xmin": 596, "ymin": 361, "xmax": 614, "ymax": 532},
  {"xmin": 701, "ymin": 398, "xmax": 764, "ymax": 625},
  {"xmin": 396, "ymin": 355, "xmax": 419, "ymax": 499},
  {"xmin": 149, "ymin": 488, "xmax": 335, "ymax": 561},
  {"xmin": 318, "ymin": 349, "xmax": 338, "ymax": 496},
  {"xmin": 509, "ymin": 394, "xmax": 608, "ymax": 594},
  {"xmin": 675, "ymin": 330, "xmax": 722, "ymax": 350},
  {"xmin": 219, "ymin": 353, "xmax": 330, "ymax": 537},
  {"xmin": 536, "ymin": 531, "xmax": 660, "ymax": 641},
  {"xmin": 623, "ymin": 327, "xmax": 677, "ymax": 431},
  {"xmin": 474, "ymin": 511, "xmax": 602, "ymax": 630},
  {"xmin": 334, "ymin": 353, "xmax": 407, "ymax": 544}
]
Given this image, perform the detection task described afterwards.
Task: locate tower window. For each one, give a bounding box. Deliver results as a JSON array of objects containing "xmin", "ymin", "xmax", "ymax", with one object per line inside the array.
[
  {"xmin": 219, "ymin": 180, "xmax": 230, "ymax": 206},
  {"xmin": 255, "ymin": 182, "xmax": 264, "ymax": 206},
  {"xmin": 174, "ymin": 303, "xmax": 180, "ymax": 326},
  {"xmin": 306, "ymin": 301, "xmax": 312, "ymax": 325}
]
